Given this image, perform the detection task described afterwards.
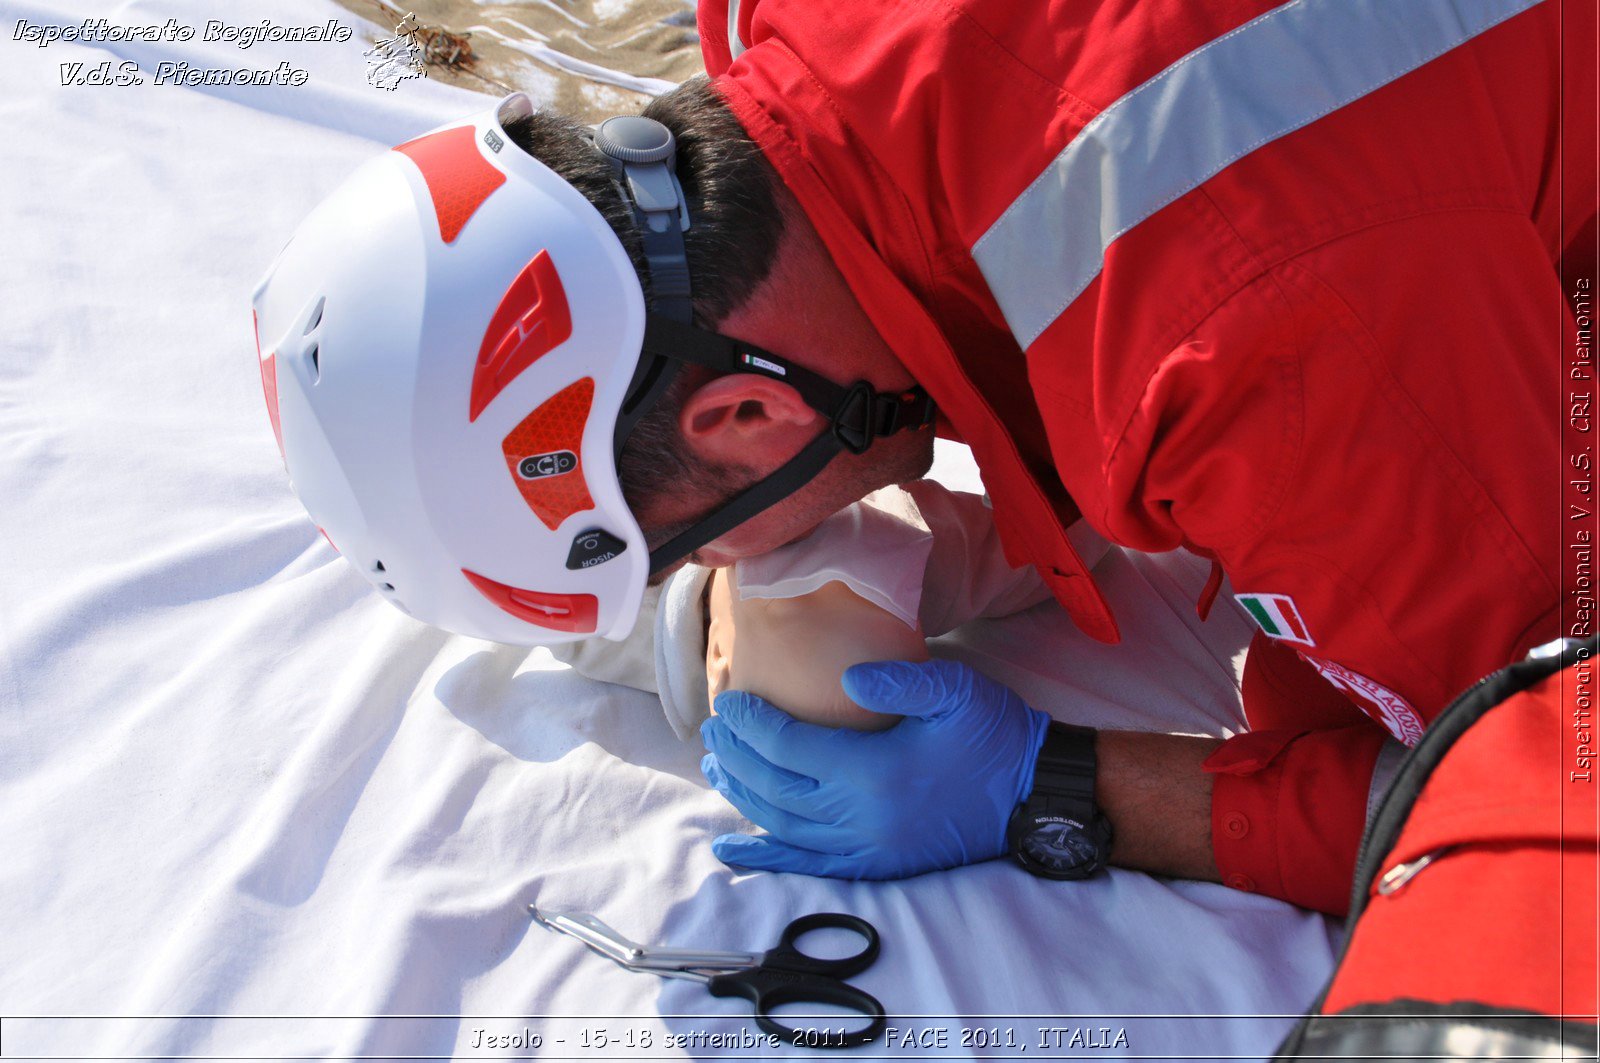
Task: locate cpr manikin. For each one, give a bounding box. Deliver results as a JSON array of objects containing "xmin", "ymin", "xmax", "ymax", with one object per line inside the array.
[
  {"xmin": 551, "ymin": 480, "xmax": 1111, "ymax": 736},
  {"xmin": 703, "ymin": 546, "xmax": 926, "ymax": 732}
]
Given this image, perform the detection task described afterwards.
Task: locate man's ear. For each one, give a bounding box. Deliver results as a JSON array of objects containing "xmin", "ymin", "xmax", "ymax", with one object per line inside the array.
[{"xmin": 680, "ymin": 373, "xmax": 820, "ymax": 467}]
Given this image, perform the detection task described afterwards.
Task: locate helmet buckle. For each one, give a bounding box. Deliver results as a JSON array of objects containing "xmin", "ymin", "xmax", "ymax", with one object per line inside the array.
[{"xmin": 832, "ymin": 382, "xmax": 877, "ymax": 454}]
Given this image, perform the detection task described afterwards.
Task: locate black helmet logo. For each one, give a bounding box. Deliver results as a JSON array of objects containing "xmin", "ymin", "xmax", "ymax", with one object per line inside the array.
[{"xmin": 518, "ymin": 450, "xmax": 577, "ymax": 480}]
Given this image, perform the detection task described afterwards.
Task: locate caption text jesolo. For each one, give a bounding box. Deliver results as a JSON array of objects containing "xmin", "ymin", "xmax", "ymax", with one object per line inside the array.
[{"xmin": 466, "ymin": 1024, "xmax": 1132, "ymax": 1051}]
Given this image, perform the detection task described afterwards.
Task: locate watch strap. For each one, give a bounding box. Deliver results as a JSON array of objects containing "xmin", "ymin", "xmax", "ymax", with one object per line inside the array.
[
  {"xmin": 1030, "ymin": 721, "xmax": 1097, "ymax": 815},
  {"xmin": 1009, "ymin": 722, "xmax": 1112, "ymax": 879}
]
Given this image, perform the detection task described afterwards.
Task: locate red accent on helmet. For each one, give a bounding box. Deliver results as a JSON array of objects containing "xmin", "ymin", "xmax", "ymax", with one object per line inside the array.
[
  {"xmin": 254, "ymin": 310, "xmax": 285, "ymax": 458},
  {"xmin": 319, "ymin": 527, "xmax": 338, "ymax": 552},
  {"xmin": 461, "ymin": 569, "xmax": 599, "ymax": 633},
  {"xmin": 502, "ymin": 377, "xmax": 596, "ymax": 530},
  {"xmin": 393, "ymin": 126, "xmax": 507, "ymax": 244},
  {"xmin": 470, "ymin": 250, "xmax": 573, "ymax": 422}
]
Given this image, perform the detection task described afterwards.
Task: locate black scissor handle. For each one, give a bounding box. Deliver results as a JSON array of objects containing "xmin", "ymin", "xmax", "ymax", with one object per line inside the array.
[
  {"xmin": 761, "ymin": 912, "xmax": 880, "ymax": 979},
  {"xmin": 707, "ymin": 967, "xmax": 887, "ymax": 1049}
]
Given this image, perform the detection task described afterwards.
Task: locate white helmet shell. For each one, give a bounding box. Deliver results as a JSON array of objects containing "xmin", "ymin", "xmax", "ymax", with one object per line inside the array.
[{"xmin": 251, "ymin": 94, "xmax": 649, "ymax": 645}]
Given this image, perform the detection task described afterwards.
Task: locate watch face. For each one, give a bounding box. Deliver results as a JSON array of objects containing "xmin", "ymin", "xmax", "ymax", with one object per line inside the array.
[{"xmin": 1021, "ymin": 817, "xmax": 1101, "ymax": 874}]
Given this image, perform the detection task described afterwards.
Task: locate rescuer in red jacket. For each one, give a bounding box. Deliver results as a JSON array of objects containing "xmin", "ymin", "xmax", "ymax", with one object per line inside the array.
[
  {"xmin": 259, "ymin": 0, "xmax": 1595, "ymax": 1042},
  {"xmin": 633, "ymin": 4, "xmax": 1594, "ymax": 1035},
  {"xmin": 554, "ymin": 0, "xmax": 1582, "ymax": 910}
]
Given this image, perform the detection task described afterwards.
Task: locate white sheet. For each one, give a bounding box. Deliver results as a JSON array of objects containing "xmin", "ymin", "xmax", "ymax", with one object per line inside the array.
[{"xmin": 0, "ymin": 1, "xmax": 1339, "ymax": 1056}]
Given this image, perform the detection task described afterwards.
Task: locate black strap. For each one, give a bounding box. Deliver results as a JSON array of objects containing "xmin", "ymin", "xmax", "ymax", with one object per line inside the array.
[
  {"xmin": 641, "ymin": 316, "xmax": 936, "ymax": 456},
  {"xmin": 611, "ymin": 354, "xmax": 682, "ymax": 451},
  {"xmin": 643, "ymin": 316, "xmax": 847, "ymax": 413},
  {"xmin": 635, "ymin": 314, "xmax": 936, "ymax": 574},
  {"xmin": 646, "ymin": 427, "xmax": 841, "ymax": 573},
  {"xmin": 630, "ymin": 198, "xmax": 692, "ymax": 325},
  {"xmin": 1029, "ymin": 722, "xmax": 1098, "ymax": 814},
  {"xmin": 630, "ymin": 313, "xmax": 934, "ymax": 573}
]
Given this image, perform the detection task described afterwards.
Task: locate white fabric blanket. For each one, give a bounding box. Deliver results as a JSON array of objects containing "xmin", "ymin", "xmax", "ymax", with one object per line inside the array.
[{"xmin": 0, "ymin": 1, "xmax": 1339, "ymax": 1056}]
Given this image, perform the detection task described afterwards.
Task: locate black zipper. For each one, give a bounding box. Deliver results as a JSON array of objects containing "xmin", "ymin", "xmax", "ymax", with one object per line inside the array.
[{"xmin": 1343, "ymin": 669, "xmax": 1496, "ymax": 923}]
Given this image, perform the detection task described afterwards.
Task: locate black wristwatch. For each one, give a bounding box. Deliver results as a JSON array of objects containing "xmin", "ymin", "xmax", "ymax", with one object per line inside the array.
[{"xmin": 1007, "ymin": 722, "xmax": 1114, "ymax": 880}]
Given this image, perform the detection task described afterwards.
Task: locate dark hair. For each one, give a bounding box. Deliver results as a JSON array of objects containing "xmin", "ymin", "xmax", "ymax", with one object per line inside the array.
[{"xmin": 502, "ymin": 76, "xmax": 786, "ymax": 517}]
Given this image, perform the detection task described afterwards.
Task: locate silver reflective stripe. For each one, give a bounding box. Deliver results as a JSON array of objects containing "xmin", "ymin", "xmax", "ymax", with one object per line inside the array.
[
  {"xmin": 972, "ymin": 0, "xmax": 1543, "ymax": 350},
  {"xmin": 1365, "ymin": 739, "xmax": 1409, "ymax": 830},
  {"xmin": 728, "ymin": 0, "xmax": 747, "ymax": 59}
]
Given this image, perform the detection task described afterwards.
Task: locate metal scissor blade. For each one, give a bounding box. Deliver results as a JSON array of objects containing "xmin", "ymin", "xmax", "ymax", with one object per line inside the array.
[
  {"xmin": 530, "ymin": 907, "xmax": 649, "ymax": 968},
  {"xmin": 529, "ymin": 907, "xmax": 759, "ymax": 974}
]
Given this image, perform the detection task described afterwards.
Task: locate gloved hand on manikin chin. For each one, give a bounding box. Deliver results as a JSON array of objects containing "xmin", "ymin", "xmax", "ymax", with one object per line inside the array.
[{"xmin": 700, "ymin": 658, "xmax": 1051, "ymax": 879}]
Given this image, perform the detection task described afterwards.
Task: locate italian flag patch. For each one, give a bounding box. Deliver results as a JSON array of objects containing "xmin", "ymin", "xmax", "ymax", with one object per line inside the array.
[{"xmin": 1234, "ymin": 592, "xmax": 1315, "ymax": 647}]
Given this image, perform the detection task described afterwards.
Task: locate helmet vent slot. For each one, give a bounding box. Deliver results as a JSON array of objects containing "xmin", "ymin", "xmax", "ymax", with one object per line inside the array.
[
  {"xmin": 303, "ymin": 297, "xmax": 325, "ymax": 335},
  {"xmin": 380, "ymin": 582, "xmax": 396, "ymax": 592},
  {"xmin": 468, "ymin": 250, "xmax": 572, "ymax": 422},
  {"xmin": 306, "ymin": 342, "xmax": 320, "ymax": 381},
  {"xmin": 372, "ymin": 560, "xmax": 386, "ymax": 573}
]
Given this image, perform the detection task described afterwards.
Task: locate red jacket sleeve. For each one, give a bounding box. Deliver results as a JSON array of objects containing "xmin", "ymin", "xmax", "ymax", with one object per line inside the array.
[
  {"xmin": 1205, "ymin": 724, "xmax": 1388, "ymax": 916},
  {"xmin": 1107, "ymin": 210, "xmax": 1566, "ymax": 911},
  {"xmin": 1201, "ymin": 634, "xmax": 1391, "ymax": 915}
]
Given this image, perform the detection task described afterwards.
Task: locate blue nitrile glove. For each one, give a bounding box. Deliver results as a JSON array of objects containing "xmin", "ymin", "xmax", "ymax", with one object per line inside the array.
[{"xmin": 700, "ymin": 658, "xmax": 1051, "ymax": 879}]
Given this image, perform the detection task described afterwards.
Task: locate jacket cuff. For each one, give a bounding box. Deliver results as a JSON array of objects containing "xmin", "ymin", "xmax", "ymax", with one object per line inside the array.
[{"xmin": 1203, "ymin": 725, "xmax": 1389, "ymax": 915}]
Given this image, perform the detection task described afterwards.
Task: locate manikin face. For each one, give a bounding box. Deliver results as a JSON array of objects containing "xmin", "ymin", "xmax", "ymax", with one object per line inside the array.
[{"xmin": 703, "ymin": 568, "xmax": 736, "ymax": 703}]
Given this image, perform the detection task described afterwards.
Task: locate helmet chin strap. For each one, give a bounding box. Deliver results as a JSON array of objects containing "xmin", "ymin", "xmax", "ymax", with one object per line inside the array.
[
  {"xmin": 590, "ymin": 116, "xmax": 936, "ymax": 576},
  {"xmin": 635, "ymin": 316, "xmax": 935, "ymax": 574}
]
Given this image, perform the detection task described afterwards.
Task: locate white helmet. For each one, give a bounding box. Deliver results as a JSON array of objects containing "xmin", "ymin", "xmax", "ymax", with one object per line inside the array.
[{"xmin": 252, "ymin": 93, "xmax": 935, "ymax": 647}]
